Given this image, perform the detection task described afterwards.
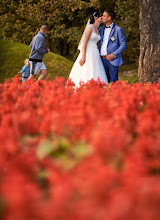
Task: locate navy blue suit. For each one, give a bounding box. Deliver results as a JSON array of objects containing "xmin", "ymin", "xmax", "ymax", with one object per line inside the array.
[{"xmin": 99, "ymin": 23, "xmax": 126, "ymax": 82}]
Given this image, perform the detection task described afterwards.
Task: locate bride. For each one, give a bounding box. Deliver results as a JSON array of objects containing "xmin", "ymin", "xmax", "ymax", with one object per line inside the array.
[{"xmin": 69, "ymin": 12, "xmax": 108, "ymax": 87}]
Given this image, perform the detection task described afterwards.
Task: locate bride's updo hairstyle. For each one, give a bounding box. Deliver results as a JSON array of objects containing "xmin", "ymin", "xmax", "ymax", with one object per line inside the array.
[{"xmin": 89, "ymin": 12, "xmax": 100, "ymax": 24}]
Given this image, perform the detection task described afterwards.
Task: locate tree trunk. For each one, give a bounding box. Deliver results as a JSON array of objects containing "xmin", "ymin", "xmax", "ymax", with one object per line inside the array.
[
  {"xmin": 60, "ymin": 40, "xmax": 64, "ymax": 56},
  {"xmin": 138, "ymin": 0, "xmax": 160, "ymax": 82},
  {"xmin": 48, "ymin": 38, "xmax": 52, "ymax": 51},
  {"xmin": 66, "ymin": 43, "xmax": 70, "ymax": 56}
]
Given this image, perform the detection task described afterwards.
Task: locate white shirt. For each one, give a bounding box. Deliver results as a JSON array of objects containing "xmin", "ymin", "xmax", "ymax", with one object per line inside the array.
[{"xmin": 100, "ymin": 23, "xmax": 113, "ymax": 56}]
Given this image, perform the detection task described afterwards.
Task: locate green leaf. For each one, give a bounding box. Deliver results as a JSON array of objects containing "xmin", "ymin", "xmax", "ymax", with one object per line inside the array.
[
  {"xmin": 58, "ymin": 137, "xmax": 71, "ymax": 150},
  {"xmin": 37, "ymin": 140, "xmax": 54, "ymax": 160}
]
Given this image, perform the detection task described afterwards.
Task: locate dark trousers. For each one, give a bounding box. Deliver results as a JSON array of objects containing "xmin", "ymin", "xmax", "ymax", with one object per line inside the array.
[{"xmin": 101, "ymin": 58, "xmax": 119, "ymax": 83}]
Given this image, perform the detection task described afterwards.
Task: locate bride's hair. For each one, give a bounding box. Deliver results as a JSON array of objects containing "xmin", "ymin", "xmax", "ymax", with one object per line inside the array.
[{"xmin": 89, "ymin": 12, "xmax": 100, "ymax": 24}]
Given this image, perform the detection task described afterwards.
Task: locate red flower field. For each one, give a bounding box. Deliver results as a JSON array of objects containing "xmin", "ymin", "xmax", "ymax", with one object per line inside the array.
[{"xmin": 0, "ymin": 76, "xmax": 160, "ymax": 220}]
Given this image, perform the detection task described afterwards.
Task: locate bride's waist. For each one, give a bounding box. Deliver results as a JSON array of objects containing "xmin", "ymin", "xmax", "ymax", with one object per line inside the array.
[{"xmin": 86, "ymin": 43, "xmax": 98, "ymax": 50}]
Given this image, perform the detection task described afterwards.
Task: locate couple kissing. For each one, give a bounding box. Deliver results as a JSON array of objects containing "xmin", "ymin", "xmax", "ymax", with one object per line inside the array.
[{"xmin": 69, "ymin": 9, "xmax": 127, "ymax": 87}]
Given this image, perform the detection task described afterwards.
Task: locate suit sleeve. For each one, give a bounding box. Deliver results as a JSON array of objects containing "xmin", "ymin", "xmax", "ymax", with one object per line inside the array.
[
  {"xmin": 113, "ymin": 28, "xmax": 127, "ymax": 57},
  {"xmin": 35, "ymin": 37, "xmax": 48, "ymax": 55}
]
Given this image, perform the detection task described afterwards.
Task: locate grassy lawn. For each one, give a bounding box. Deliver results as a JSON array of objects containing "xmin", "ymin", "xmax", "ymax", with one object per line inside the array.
[
  {"xmin": 0, "ymin": 39, "xmax": 138, "ymax": 83},
  {"xmin": 119, "ymin": 63, "xmax": 138, "ymax": 83},
  {"xmin": 0, "ymin": 40, "xmax": 73, "ymax": 83}
]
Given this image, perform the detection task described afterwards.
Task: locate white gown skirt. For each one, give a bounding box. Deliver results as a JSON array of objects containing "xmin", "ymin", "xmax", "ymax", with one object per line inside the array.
[{"xmin": 69, "ymin": 46, "xmax": 108, "ymax": 87}]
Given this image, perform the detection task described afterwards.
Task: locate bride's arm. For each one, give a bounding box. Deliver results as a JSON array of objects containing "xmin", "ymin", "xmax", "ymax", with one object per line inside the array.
[{"xmin": 79, "ymin": 26, "xmax": 92, "ymax": 66}]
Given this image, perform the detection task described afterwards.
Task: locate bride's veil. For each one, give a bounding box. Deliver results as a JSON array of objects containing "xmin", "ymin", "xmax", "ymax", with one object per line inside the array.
[{"xmin": 78, "ymin": 19, "xmax": 90, "ymax": 51}]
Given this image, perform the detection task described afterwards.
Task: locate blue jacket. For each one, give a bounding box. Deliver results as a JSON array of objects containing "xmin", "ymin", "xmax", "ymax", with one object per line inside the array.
[
  {"xmin": 29, "ymin": 31, "xmax": 48, "ymax": 62},
  {"xmin": 99, "ymin": 23, "xmax": 127, "ymax": 66}
]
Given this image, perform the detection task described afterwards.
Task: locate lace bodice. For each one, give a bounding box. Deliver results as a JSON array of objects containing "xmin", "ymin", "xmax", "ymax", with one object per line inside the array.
[{"xmin": 86, "ymin": 25, "xmax": 101, "ymax": 50}]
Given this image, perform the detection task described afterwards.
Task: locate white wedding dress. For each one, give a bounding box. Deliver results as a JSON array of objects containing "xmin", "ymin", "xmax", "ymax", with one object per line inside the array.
[{"xmin": 69, "ymin": 25, "xmax": 108, "ymax": 87}]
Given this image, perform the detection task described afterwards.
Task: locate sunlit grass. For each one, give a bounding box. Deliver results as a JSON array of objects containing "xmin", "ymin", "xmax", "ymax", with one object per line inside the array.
[{"xmin": 0, "ymin": 39, "xmax": 73, "ymax": 83}]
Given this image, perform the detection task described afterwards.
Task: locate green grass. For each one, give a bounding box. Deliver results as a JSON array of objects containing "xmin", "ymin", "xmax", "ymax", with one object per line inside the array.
[
  {"xmin": 0, "ymin": 39, "xmax": 138, "ymax": 84},
  {"xmin": 0, "ymin": 39, "xmax": 73, "ymax": 83},
  {"xmin": 119, "ymin": 63, "xmax": 138, "ymax": 83}
]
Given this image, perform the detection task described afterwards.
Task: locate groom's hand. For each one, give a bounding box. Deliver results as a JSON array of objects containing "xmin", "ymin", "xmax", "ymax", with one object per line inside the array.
[{"xmin": 106, "ymin": 54, "xmax": 115, "ymax": 61}]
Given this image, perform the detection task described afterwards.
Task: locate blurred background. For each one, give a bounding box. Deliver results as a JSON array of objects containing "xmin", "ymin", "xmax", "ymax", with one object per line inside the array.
[{"xmin": 0, "ymin": 0, "xmax": 139, "ymax": 82}]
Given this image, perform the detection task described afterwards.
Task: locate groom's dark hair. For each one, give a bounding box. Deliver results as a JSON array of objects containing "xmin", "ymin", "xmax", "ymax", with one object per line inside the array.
[{"xmin": 104, "ymin": 9, "xmax": 116, "ymax": 21}]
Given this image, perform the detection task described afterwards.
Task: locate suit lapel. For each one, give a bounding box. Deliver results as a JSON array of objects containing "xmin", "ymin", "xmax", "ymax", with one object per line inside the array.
[
  {"xmin": 100, "ymin": 26, "xmax": 105, "ymax": 42},
  {"xmin": 108, "ymin": 23, "xmax": 115, "ymax": 46}
]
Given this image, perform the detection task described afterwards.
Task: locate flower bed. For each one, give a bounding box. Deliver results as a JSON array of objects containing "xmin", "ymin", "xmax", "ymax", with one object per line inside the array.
[{"xmin": 0, "ymin": 76, "xmax": 160, "ymax": 220}]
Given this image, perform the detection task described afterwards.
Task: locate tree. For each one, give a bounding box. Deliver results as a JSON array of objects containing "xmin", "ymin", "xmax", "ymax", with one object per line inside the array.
[
  {"xmin": 0, "ymin": 0, "xmax": 117, "ymax": 56},
  {"xmin": 0, "ymin": 0, "xmax": 20, "ymax": 39},
  {"xmin": 0, "ymin": 0, "xmax": 140, "ymax": 62},
  {"xmin": 138, "ymin": 0, "xmax": 160, "ymax": 82},
  {"xmin": 115, "ymin": 0, "xmax": 139, "ymax": 64}
]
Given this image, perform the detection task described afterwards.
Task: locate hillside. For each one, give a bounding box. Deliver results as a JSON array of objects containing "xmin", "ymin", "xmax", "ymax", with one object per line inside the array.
[
  {"xmin": 0, "ymin": 39, "xmax": 138, "ymax": 83},
  {"xmin": 0, "ymin": 40, "xmax": 73, "ymax": 83}
]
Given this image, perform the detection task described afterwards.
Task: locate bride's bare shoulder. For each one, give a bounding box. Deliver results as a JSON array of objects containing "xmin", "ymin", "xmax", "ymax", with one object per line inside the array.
[{"xmin": 85, "ymin": 25, "xmax": 93, "ymax": 33}]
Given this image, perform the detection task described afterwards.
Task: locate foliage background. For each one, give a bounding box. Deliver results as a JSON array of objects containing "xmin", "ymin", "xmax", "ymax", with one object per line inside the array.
[{"xmin": 0, "ymin": 0, "xmax": 139, "ymax": 63}]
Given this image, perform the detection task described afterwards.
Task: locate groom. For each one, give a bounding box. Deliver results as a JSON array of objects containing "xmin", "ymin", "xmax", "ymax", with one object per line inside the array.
[{"xmin": 99, "ymin": 9, "xmax": 127, "ymax": 82}]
